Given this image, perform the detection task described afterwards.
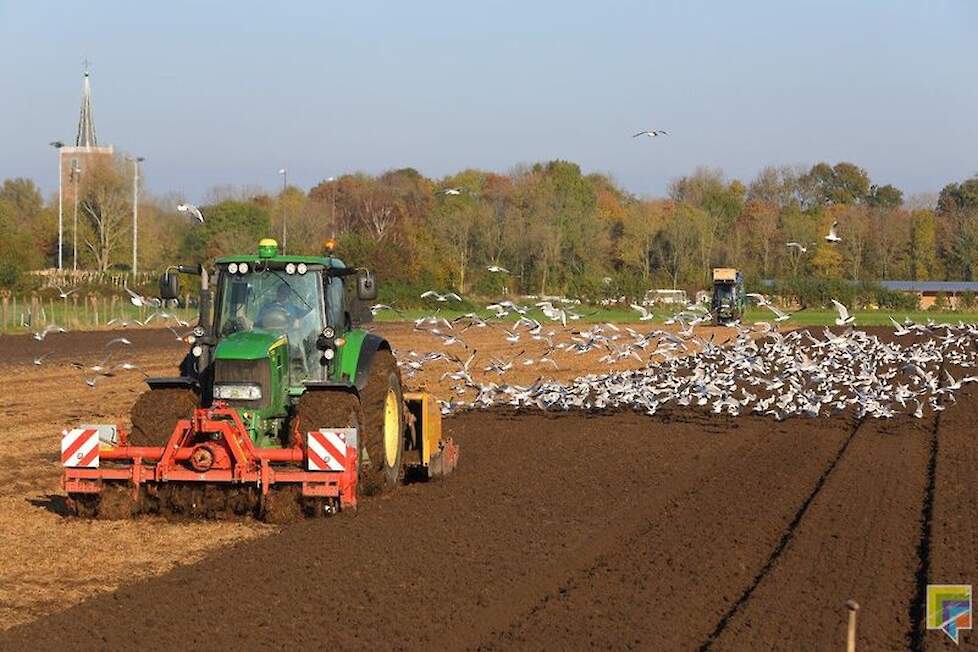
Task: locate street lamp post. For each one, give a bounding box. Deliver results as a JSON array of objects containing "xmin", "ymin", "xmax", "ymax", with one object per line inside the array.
[
  {"xmin": 278, "ymin": 168, "xmax": 288, "ymax": 253},
  {"xmin": 129, "ymin": 156, "xmax": 144, "ymax": 275},
  {"xmin": 49, "ymin": 141, "xmax": 64, "ymax": 269},
  {"xmin": 71, "ymin": 162, "xmax": 81, "ymax": 271}
]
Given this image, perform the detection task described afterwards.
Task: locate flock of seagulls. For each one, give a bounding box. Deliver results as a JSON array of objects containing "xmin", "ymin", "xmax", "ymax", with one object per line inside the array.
[
  {"xmin": 29, "ymin": 324, "xmax": 151, "ymax": 388},
  {"xmin": 392, "ymin": 304, "xmax": 977, "ymax": 421},
  {"xmin": 23, "ymin": 275, "xmax": 974, "ymax": 420},
  {"xmin": 26, "ymin": 279, "xmax": 195, "ymax": 387},
  {"xmin": 377, "ymin": 288, "xmax": 977, "ymax": 422}
]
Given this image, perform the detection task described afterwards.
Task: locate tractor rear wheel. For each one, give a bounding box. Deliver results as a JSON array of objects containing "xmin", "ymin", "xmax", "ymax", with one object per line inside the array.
[
  {"xmin": 358, "ymin": 349, "xmax": 404, "ymax": 495},
  {"xmin": 129, "ymin": 388, "xmax": 199, "ymax": 447}
]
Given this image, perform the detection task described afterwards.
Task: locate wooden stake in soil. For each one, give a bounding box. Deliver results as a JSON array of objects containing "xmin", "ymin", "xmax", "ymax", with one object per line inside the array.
[{"xmin": 846, "ymin": 599, "xmax": 859, "ymax": 652}]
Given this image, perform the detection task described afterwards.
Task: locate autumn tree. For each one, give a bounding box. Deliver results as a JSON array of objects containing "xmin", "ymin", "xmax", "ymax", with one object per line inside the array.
[
  {"xmin": 79, "ymin": 157, "xmax": 132, "ymax": 271},
  {"xmin": 803, "ymin": 162, "xmax": 871, "ymax": 206},
  {"xmin": 618, "ymin": 200, "xmax": 665, "ymax": 280}
]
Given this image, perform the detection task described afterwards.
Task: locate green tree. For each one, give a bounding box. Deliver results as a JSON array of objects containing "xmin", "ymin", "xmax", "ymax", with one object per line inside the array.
[
  {"xmin": 804, "ymin": 162, "xmax": 871, "ymax": 206},
  {"xmin": 867, "ymin": 184, "xmax": 903, "ymax": 209},
  {"xmin": 182, "ymin": 200, "xmax": 271, "ymax": 262},
  {"xmin": 937, "ymin": 175, "xmax": 978, "ymax": 214},
  {"xmin": 909, "ymin": 210, "xmax": 937, "ymax": 280}
]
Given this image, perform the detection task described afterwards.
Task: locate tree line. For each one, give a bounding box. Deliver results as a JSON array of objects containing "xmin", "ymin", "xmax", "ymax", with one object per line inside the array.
[{"xmin": 2, "ymin": 155, "xmax": 977, "ymax": 305}]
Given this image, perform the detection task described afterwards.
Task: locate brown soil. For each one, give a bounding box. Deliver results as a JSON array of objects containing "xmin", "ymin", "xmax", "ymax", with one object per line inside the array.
[
  {"xmin": 128, "ymin": 387, "xmax": 199, "ymax": 446},
  {"xmin": 0, "ymin": 324, "xmax": 974, "ymax": 650},
  {"xmin": 925, "ymin": 382, "xmax": 978, "ymax": 651}
]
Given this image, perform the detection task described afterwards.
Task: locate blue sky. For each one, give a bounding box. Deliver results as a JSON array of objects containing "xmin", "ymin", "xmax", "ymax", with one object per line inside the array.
[{"xmin": 1, "ymin": 0, "xmax": 976, "ymax": 202}]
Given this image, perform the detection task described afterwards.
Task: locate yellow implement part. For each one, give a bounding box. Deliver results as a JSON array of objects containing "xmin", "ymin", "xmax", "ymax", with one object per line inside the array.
[{"xmin": 403, "ymin": 391, "xmax": 442, "ymax": 465}]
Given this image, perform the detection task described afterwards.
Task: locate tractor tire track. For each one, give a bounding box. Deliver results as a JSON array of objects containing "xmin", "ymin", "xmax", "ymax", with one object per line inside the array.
[
  {"xmin": 708, "ymin": 412, "xmax": 936, "ymax": 651},
  {"xmin": 467, "ymin": 415, "xmax": 856, "ymax": 651},
  {"xmin": 922, "ymin": 378, "xmax": 978, "ymax": 650}
]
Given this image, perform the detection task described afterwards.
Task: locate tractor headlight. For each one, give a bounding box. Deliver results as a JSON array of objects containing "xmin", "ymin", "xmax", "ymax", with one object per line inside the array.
[
  {"xmin": 323, "ymin": 348, "xmax": 335, "ymax": 360},
  {"xmin": 213, "ymin": 384, "xmax": 262, "ymax": 401},
  {"xmin": 285, "ymin": 263, "xmax": 296, "ymax": 275},
  {"xmin": 228, "ymin": 262, "xmax": 239, "ymax": 274},
  {"xmin": 297, "ymin": 263, "xmax": 307, "ymax": 275},
  {"xmin": 239, "ymin": 262, "xmax": 249, "ymax": 274}
]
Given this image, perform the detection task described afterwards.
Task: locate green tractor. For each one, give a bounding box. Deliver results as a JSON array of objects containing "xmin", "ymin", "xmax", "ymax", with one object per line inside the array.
[
  {"xmin": 710, "ymin": 267, "xmax": 746, "ymax": 326},
  {"xmin": 62, "ymin": 238, "xmax": 456, "ymax": 520}
]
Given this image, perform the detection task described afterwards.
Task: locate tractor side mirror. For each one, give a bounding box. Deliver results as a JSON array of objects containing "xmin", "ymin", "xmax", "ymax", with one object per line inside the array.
[
  {"xmin": 159, "ymin": 272, "xmax": 180, "ymax": 300},
  {"xmin": 356, "ymin": 271, "xmax": 377, "ymax": 301}
]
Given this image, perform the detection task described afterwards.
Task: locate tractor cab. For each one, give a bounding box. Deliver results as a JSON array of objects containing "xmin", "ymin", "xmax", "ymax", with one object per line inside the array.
[
  {"xmin": 711, "ymin": 268, "xmax": 745, "ymax": 325},
  {"xmin": 214, "ymin": 253, "xmax": 334, "ymax": 383}
]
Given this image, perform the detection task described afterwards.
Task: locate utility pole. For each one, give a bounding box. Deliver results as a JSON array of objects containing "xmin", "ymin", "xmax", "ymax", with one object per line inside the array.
[
  {"xmin": 129, "ymin": 156, "xmax": 144, "ymax": 274},
  {"xmin": 50, "ymin": 141, "xmax": 65, "ymax": 269},
  {"xmin": 71, "ymin": 161, "xmax": 81, "ymax": 271},
  {"xmin": 279, "ymin": 168, "xmax": 288, "ymax": 253}
]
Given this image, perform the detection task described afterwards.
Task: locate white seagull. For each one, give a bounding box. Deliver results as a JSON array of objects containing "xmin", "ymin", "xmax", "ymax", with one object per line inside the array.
[
  {"xmin": 825, "ymin": 221, "xmax": 841, "ymax": 243},
  {"xmin": 124, "ymin": 282, "xmax": 162, "ymax": 308},
  {"xmin": 633, "ymin": 130, "xmax": 668, "ymax": 138},
  {"xmin": 786, "ymin": 242, "xmax": 808, "ymax": 254},
  {"xmin": 421, "ymin": 290, "xmax": 462, "ymax": 302},
  {"xmin": 440, "ymin": 188, "xmax": 463, "ymax": 196},
  {"xmin": 54, "ymin": 285, "xmax": 79, "ymax": 299},
  {"xmin": 629, "ymin": 304, "xmax": 655, "ymax": 321},
  {"xmin": 486, "ymin": 265, "xmax": 511, "ymax": 274},
  {"xmin": 177, "ymin": 203, "xmax": 205, "ymax": 223},
  {"xmin": 830, "ymin": 299, "xmax": 854, "ymax": 326}
]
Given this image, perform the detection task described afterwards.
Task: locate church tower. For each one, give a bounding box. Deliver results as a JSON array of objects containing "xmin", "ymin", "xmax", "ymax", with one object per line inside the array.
[{"xmin": 61, "ymin": 66, "xmax": 114, "ymax": 184}]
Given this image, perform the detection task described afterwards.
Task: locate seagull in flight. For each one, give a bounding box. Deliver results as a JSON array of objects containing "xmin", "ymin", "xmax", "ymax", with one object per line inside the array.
[
  {"xmin": 124, "ymin": 281, "xmax": 162, "ymax": 308},
  {"xmin": 786, "ymin": 242, "xmax": 808, "ymax": 254},
  {"xmin": 440, "ymin": 188, "xmax": 463, "ymax": 196},
  {"xmin": 421, "ymin": 290, "xmax": 462, "ymax": 302},
  {"xmin": 486, "ymin": 265, "xmax": 511, "ymax": 274},
  {"xmin": 630, "ymin": 303, "xmax": 655, "ymax": 321},
  {"xmin": 177, "ymin": 203, "xmax": 205, "ymax": 223},
  {"xmin": 33, "ymin": 324, "xmax": 66, "ymax": 341},
  {"xmin": 830, "ymin": 299, "xmax": 854, "ymax": 326},
  {"xmin": 54, "ymin": 285, "xmax": 79, "ymax": 299},
  {"xmin": 825, "ymin": 221, "xmax": 841, "ymax": 243},
  {"xmin": 633, "ymin": 130, "xmax": 668, "ymax": 138}
]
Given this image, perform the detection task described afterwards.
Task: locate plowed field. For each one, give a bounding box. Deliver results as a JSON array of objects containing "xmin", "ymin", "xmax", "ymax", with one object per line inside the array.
[{"xmin": 0, "ymin": 324, "xmax": 973, "ymax": 650}]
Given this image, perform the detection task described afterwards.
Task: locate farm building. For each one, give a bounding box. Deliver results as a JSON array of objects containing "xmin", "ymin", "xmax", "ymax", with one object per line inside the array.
[{"xmin": 880, "ymin": 280, "xmax": 978, "ymax": 309}]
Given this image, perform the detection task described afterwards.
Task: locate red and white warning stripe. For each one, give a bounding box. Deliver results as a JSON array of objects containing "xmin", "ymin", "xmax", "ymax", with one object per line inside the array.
[
  {"xmin": 307, "ymin": 429, "xmax": 351, "ymax": 472},
  {"xmin": 61, "ymin": 428, "xmax": 100, "ymax": 468}
]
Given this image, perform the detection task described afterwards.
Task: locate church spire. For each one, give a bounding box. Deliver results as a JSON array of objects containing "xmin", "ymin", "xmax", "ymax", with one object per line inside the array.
[{"xmin": 75, "ymin": 65, "xmax": 98, "ymax": 148}]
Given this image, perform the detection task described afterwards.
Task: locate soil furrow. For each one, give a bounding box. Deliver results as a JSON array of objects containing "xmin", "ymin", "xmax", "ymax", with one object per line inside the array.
[
  {"xmin": 473, "ymin": 416, "xmax": 855, "ymax": 651},
  {"xmin": 923, "ymin": 381, "xmax": 978, "ymax": 651},
  {"xmin": 710, "ymin": 413, "xmax": 936, "ymax": 651}
]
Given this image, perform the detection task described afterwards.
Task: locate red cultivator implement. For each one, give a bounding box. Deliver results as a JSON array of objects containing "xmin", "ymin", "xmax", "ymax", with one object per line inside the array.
[{"xmin": 62, "ymin": 403, "xmax": 360, "ymax": 520}]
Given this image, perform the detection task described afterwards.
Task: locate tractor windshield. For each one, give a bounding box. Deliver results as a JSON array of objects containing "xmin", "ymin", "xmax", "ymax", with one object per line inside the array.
[
  {"xmin": 216, "ymin": 268, "xmax": 325, "ymax": 381},
  {"xmin": 714, "ymin": 284, "xmax": 735, "ymax": 303}
]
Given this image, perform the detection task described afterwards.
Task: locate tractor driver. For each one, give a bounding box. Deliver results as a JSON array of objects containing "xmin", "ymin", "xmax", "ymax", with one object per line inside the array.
[{"xmin": 257, "ymin": 283, "xmax": 304, "ymax": 330}]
